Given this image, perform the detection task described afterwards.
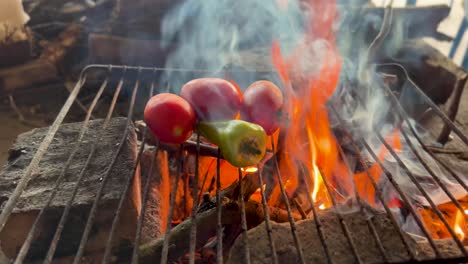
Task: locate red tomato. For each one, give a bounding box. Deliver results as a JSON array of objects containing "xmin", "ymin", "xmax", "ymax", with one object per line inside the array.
[
  {"xmin": 241, "ymin": 80, "xmax": 283, "ymax": 135},
  {"xmin": 180, "ymin": 78, "xmax": 242, "ymax": 121},
  {"xmin": 144, "ymin": 93, "xmax": 196, "ymax": 144}
]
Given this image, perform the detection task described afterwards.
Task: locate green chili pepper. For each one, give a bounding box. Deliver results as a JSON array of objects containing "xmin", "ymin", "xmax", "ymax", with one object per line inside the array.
[{"xmin": 197, "ymin": 120, "xmax": 267, "ymax": 167}]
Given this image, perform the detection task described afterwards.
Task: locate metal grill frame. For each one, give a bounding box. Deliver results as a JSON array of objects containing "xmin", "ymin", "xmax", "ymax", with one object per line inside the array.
[{"xmin": 0, "ymin": 64, "xmax": 466, "ymax": 264}]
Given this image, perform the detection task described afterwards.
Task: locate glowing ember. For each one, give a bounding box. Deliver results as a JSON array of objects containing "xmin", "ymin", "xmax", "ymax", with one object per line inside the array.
[{"xmin": 241, "ymin": 166, "xmax": 259, "ymax": 173}]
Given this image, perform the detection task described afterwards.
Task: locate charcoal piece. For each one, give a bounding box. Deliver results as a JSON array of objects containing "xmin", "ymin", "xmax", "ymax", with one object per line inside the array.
[
  {"xmin": 0, "ymin": 117, "xmax": 141, "ymax": 261},
  {"xmin": 228, "ymin": 208, "xmax": 464, "ymax": 264}
]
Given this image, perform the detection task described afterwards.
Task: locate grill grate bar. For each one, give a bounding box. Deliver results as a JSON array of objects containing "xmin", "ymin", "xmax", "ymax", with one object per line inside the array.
[
  {"xmin": 297, "ymin": 164, "xmax": 334, "ymax": 264},
  {"xmin": 271, "ymin": 138, "xmax": 306, "ymax": 264},
  {"xmin": 375, "ymin": 131, "xmax": 468, "ymax": 256},
  {"xmin": 188, "ymin": 134, "xmax": 201, "ymax": 264},
  {"xmin": 160, "ymin": 145, "xmax": 184, "ymax": 264},
  {"xmin": 257, "ymin": 166, "xmax": 279, "ymax": 264},
  {"xmin": 0, "ymin": 74, "xmax": 87, "ymax": 233},
  {"xmin": 352, "ymin": 85, "xmax": 467, "ymax": 255},
  {"xmin": 5, "ymin": 65, "xmax": 467, "ymax": 263},
  {"xmin": 47, "ymin": 67, "xmax": 127, "ymax": 263},
  {"xmin": 376, "ymin": 63, "xmax": 468, "ymax": 145},
  {"xmin": 359, "ymin": 136, "xmax": 442, "ymax": 257},
  {"xmin": 328, "ymin": 104, "xmax": 416, "ymax": 260},
  {"xmin": 72, "ymin": 67, "xmax": 139, "ymax": 264},
  {"xmin": 238, "ymin": 168, "xmax": 252, "ymax": 264},
  {"xmin": 335, "ymin": 139, "xmax": 390, "ymax": 263},
  {"xmin": 132, "ymin": 143, "xmax": 159, "ymax": 263},
  {"xmin": 103, "ymin": 69, "xmax": 157, "ymax": 264},
  {"xmin": 13, "ymin": 73, "xmax": 109, "ymax": 264},
  {"xmin": 379, "ymin": 81, "xmax": 468, "ymax": 196},
  {"xmin": 317, "ymin": 168, "xmax": 363, "ymax": 264},
  {"xmin": 216, "ymin": 150, "xmax": 224, "ymax": 264}
]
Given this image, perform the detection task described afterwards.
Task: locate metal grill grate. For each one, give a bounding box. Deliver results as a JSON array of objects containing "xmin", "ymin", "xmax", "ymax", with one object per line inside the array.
[{"xmin": 1, "ymin": 64, "xmax": 467, "ymax": 264}]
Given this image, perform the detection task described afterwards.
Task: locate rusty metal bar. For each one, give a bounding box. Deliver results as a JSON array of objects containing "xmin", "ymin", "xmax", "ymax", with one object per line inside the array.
[
  {"xmin": 257, "ymin": 166, "xmax": 279, "ymax": 264},
  {"xmin": 317, "ymin": 166, "xmax": 363, "ymax": 264},
  {"xmin": 216, "ymin": 149, "xmax": 223, "ymax": 264},
  {"xmin": 44, "ymin": 67, "xmax": 127, "ymax": 263},
  {"xmin": 350, "ymin": 84, "xmax": 467, "ymax": 254},
  {"xmin": 188, "ymin": 134, "xmax": 201, "ymax": 264},
  {"xmin": 375, "ymin": 131, "xmax": 468, "ymax": 256},
  {"xmin": 72, "ymin": 67, "xmax": 139, "ymax": 264},
  {"xmin": 335, "ymin": 139, "xmax": 390, "ymax": 263},
  {"xmin": 377, "ymin": 81, "xmax": 468, "ymax": 199},
  {"xmin": 297, "ymin": 164, "xmax": 334, "ymax": 264},
  {"xmin": 103, "ymin": 69, "xmax": 157, "ymax": 264},
  {"xmin": 359, "ymin": 136, "xmax": 442, "ymax": 257},
  {"xmin": 375, "ymin": 62, "xmax": 468, "ymax": 145},
  {"xmin": 0, "ymin": 73, "xmax": 87, "ymax": 233},
  {"xmin": 160, "ymin": 145, "xmax": 184, "ymax": 264},
  {"xmin": 132, "ymin": 144, "xmax": 159, "ymax": 263},
  {"xmin": 238, "ymin": 168, "xmax": 252, "ymax": 264},
  {"xmin": 328, "ymin": 104, "xmax": 416, "ymax": 260},
  {"xmin": 14, "ymin": 72, "xmax": 110, "ymax": 264},
  {"xmin": 271, "ymin": 138, "xmax": 306, "ymax": 264}
]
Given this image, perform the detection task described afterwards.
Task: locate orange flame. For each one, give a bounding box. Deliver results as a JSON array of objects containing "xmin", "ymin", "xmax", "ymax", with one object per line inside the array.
[
  {"xmin": 454, "ymin": 210, "xmax": 466, "ymax": 241},
  {"xmin": 269, "ymin": 0, "xmax": 341, "ymax": 208},
  {"xmin": 354, "ymin": 129, "xmax": 402, "ymax": 205}
]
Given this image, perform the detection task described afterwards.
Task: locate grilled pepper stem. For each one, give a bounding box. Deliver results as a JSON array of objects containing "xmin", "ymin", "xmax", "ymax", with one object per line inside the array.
[{"xmin": 197, "ymin": 120, "xmax": 267, "ymax": 167}]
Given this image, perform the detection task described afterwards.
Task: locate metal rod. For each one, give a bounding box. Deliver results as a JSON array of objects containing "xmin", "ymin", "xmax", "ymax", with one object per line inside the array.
[
  {"xmin": 257, "ymin": 166, "xmax": 279, "ymax": 264},
  {"xmin": 328, "ymin": 104, "xmax": 416, "ymax": 260},
  {"xmin": 359, "ymin": 136, "xmax": 442, "ymax": 257},
  {"xmin": 0, "ymin": 74, "xmax": 87, "ymax": 233},
  {"xmin": 103, "ymin": 69, "xmax": 157, "ymax": 264},
  {"xmin": 317, "ymin": 166, "xmax": 363, "ymax": 264},
  {"xmin": 375, "ymin": 131, "xmax": 468, "ymax": 256},
  {"xmin": 375, "ymin": 63, "xmax": 468, "ymax": 145},
  {"xmin": 160, "ymin": 145, "xmax": 184, "ymax": 264},
  {"xmin": 188, "ymin": 134, "xmax": 201, "ymax": 264},
  {"xmin": 297, "ymin": 164, "xmax": 334, "ymax": 264},
  {"xmin": 374, "ymin": 79, "xmax": 468, "ymax": 193},
  {"xmin": 238, "ymin": 168, "xmax": 252, "ymax": 264},
  {"xmin": 334, "ymin": 138, "xmax": 389, "ymax": 263},
  {"xmin": 271, "ymin": 138, "xmax": 306, "ymax": 264},
  {"xmin": 44, "ymin": 69, "xmax": 125, "ymax": 263},
  {"xmin": 437, "ymin": 76, "xmax": 467, "ymax": 144},
  {"xmin": 216, "ymin": 149, "xmax": 223, "ymax": 264},
  {"xmin": 132, "ymin": 144, "xmax": 159, "ymax": 263},
  {"xmin": 44, "ymin": 145, "xmax": 97, "ymax": 263},
  {"xmin": 72, "ymin": 67, "xmax": 138, "ymax": 264},
  {"xmin": 81, "ymin": 63, "xmax": 277, "ymax": 74},
  {"xmin": 14, "ymin": 74, "xmax": 109, "ymax": 264}
]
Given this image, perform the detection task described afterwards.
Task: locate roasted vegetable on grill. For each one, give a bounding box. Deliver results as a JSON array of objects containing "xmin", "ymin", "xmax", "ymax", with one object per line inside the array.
[
  {"xmin": 241, "ymin": 80, "xmax": 284, "ymax": 135},
  {"xmin": 144, "ymin": 93, "xmax": 196, "ymax": 144},
  {"xmin": 180, "ymin": 78, "xmax": 243, "ymax": 121},
  {"xmin": 197, "ymin": 120, "xmax": 267, "ymax": 167}
]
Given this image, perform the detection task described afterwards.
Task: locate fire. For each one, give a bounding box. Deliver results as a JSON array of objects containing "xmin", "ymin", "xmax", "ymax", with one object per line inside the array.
[
  {"xmin": 354, "ymin": 129, "xmax": 402, "ymax": 205},
  {"xmin": 241, "ymin": 166, "xmax": 259, "ymax": 173},
  {"xmin": 269, "ymin": 0, "xmax": 341, "ymax": 209},
  {"xmin": 454, "ymin": 210, "xmax": 466, "ymax": 241}
]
